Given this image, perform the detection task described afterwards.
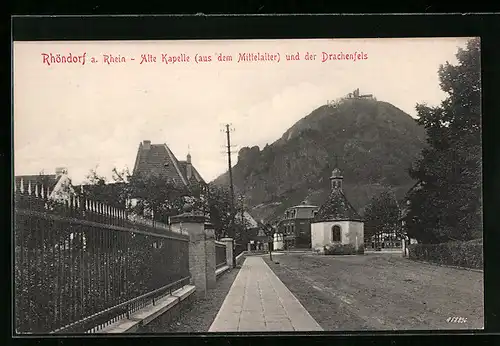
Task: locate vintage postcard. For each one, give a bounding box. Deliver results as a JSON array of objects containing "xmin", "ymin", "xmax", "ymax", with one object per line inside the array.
[{"xmin": 13, "ymin": 37, "xmax": 483, "ymax": 334}]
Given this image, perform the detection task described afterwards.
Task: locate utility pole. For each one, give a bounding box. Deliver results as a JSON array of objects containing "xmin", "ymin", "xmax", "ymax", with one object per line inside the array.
[
  {"xmin": 268, "ymin": 223, "xmax": 273, "ymax": 262},
  {"xmin": 225, "ymin": 124, "xmax": 236, "ymax": 230},
  {"xmin": 240, "ymin": 194, "xmax": 245, "ymax": 232},
  {"xmin": 224, "ymin": 124, "xmax": 237, "ymax": 267}
]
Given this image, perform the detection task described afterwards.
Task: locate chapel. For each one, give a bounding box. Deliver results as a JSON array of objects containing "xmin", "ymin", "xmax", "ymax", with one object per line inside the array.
[{"xmin": 310, "ymin": 165, "xmax": 364, "ymax": 254}]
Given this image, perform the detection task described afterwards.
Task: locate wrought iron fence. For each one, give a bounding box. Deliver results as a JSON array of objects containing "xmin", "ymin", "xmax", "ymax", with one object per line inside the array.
[
  {"xmin": 14, "ymin": 181, "xmax": 190, "ymax": 334},
  {"xmin": 215, "ymin": 241, "xmax": 226, "ymax": 269}
]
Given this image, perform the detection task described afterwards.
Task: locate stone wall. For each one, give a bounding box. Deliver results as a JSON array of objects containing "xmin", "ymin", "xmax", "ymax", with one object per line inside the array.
[{"xmin": 170, "ymin": 213, "xmax": 234, "ymax": 296}]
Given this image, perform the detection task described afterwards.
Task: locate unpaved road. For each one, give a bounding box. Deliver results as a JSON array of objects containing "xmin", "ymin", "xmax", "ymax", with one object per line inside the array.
[{"xmin": 263, "ymin": 253, "xmax": 483, "ymax": 331}]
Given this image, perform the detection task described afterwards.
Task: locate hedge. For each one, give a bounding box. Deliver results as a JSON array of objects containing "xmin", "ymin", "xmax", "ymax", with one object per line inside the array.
[
  {"xmin": 324, "ymin": 243, "xmax": 364, "ymax": 255},
  {"xmin": 408, "ymin": 240, "xmax": 483, "ymax": 269}
]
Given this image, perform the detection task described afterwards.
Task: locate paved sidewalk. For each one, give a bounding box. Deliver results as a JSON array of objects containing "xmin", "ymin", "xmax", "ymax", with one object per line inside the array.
[{"xmin": 208, "ymin": 256, "xmax": 323, "ymax": 332}]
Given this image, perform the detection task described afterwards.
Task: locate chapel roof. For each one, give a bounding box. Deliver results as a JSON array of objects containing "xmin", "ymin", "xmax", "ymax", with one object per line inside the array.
[{"xmin": 313, "ymin": 188, "xmax": 363, "ymax": 222}]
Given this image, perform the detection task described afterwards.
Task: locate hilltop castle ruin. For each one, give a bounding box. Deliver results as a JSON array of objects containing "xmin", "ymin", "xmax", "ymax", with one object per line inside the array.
[
  {"xmin": 327, "ymin": 89, "xmax": 375, "ymax": 108},
  {"xmin": 346, "ymin": 88, "xmax": 374, "ymax": 99}
]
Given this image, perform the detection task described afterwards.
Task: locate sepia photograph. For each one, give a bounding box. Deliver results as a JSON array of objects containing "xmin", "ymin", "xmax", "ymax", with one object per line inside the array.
[{"xmin": 13, "ymin": 37, "xmax": 482, "ymax": 334}]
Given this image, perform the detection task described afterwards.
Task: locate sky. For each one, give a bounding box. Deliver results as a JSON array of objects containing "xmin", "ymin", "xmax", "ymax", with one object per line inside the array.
[{"xmin": 13, "ymin": 37, "xmax": 473, "ymax": 184}]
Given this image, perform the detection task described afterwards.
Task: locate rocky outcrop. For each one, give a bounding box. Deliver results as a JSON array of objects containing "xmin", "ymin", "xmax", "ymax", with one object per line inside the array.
[{"xmin": 213, "ymin": 98, "xmax": 426, "ymax": 222}]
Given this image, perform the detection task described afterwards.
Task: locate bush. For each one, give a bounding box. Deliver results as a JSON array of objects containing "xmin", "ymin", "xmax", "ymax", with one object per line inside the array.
[
  {"xmin": 408, "ymin": 240, "xmax": 483, "ymax": 269},
  {"xmin": 324, "ymin": 243, "xmax": 356, "ymax": 255}
]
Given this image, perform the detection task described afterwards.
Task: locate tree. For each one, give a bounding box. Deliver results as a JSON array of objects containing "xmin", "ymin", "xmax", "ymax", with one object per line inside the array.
[
  {"xmin": 111, "ymin": 167, "xmax": 130, "ymax": 183},
  {"xmin": 233, "ymin": 193, "xmax": 254, "ymax": 243},
  {"xmin": 204, "ymin": 184, "xmax": 241, "ymax": 240},
  {"xmin": 364, "ymin": 189, "xmax": 402, "ymax": 245},
  {"xmin": 85, "ymin": 167, "xmax": 107, "ymax": 186},
  {"xmin": 77, "ymin": 168, "xmax": 127, "ymax": 208},
  {"xmin": 197, "ymin": 184, "xmax": 255, "ymax": 242},
  {"xmin": 78, "ymin": 166, "xmax": 208, "ymax": 224},
  {"xmin": 204, "ymin": 184, "xmax": 230, "ymax": 239},
  {"xmin": 126, "ymin": 173, "xmax": 191, "ymax": 223},
  {"xmin": 404, "ymin": 38, "xmax": 481, "ymax": 244}
]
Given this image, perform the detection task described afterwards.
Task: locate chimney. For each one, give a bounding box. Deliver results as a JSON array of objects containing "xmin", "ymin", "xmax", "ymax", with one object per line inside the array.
[
  {"xmin": 143, "ymin": 140, "xmax": 151, "ymax": 150},
  {"xmin": 55, "ymin": 167, "xmax": 68, "ymax": 177},
  {"xmin": 186, "ymin": 153, "xmax": 192, "ymax": 180}
]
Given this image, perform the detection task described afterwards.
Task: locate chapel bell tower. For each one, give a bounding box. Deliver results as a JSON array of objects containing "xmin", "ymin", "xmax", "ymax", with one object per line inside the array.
[
  {"xmin": 330, "ymin": 154, "xmax": 343, "ymax": 191},
  {"xmin": 330, "ymin": 167, "xmax": 343, "ymax": 191}
]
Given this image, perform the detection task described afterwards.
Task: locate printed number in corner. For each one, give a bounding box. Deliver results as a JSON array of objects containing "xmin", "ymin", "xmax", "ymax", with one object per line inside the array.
[{"xmin": 447, "ymin": 316, "xmax": 468, "ymax": 323}]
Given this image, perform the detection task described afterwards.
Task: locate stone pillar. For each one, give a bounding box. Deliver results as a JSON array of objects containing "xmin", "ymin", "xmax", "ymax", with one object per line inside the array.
[
  {"xmin": 170, "ymin": 212, "xmax": 208, "ymax": 297},
  {"xmin": 205, "ymin": 222, "xmax": 216, "ymax": 289},
  {"xmin": 247, "ymin": 242, "xmax": 252, "ymax": 252},
  {"xmin": 221, "ymin": 238, "xmax": 234, "ymax": 268}
]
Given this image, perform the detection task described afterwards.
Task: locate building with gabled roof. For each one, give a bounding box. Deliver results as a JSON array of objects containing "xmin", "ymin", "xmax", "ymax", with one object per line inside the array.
[
  {"xmin": 235, "ymin": 210, "xmax": 259, "ymax": 229},
  {"xmin": 132, "ymin": 140, "xmax": 206, "ymax": 188},
  {"xmin": 277, "ymin": 201, "xmax": 319, "ymax": 249},
  {"xmin": 310, "ymin": 166, "xmax": 364, "ymax": 254},
  {"xmin": 15, "ymin": 174, "xmax": 59, "ymax": 193},
  {"xmin": 234, "ymin": 210, "xmax": 269, "ymax": 250},
  {"xmin": 130, "ymin": 140, "xmax": 207, "ymax": 221},
  {"xmin": 399, "ymin": 181, "xmax": 422, "ymax": 252},
  {"xmin": 400, "ymin": 180, "xmax": 423, "ymax": 223},
  {"xmin": 15, "ymin": 167, "xmax": 75, "ymax": 202}
]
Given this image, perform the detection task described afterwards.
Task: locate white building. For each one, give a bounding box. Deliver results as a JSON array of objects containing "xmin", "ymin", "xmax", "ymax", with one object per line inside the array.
[{"xmin": 310, "ymin": 166, "xmax": 364, "ymax": 254}]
